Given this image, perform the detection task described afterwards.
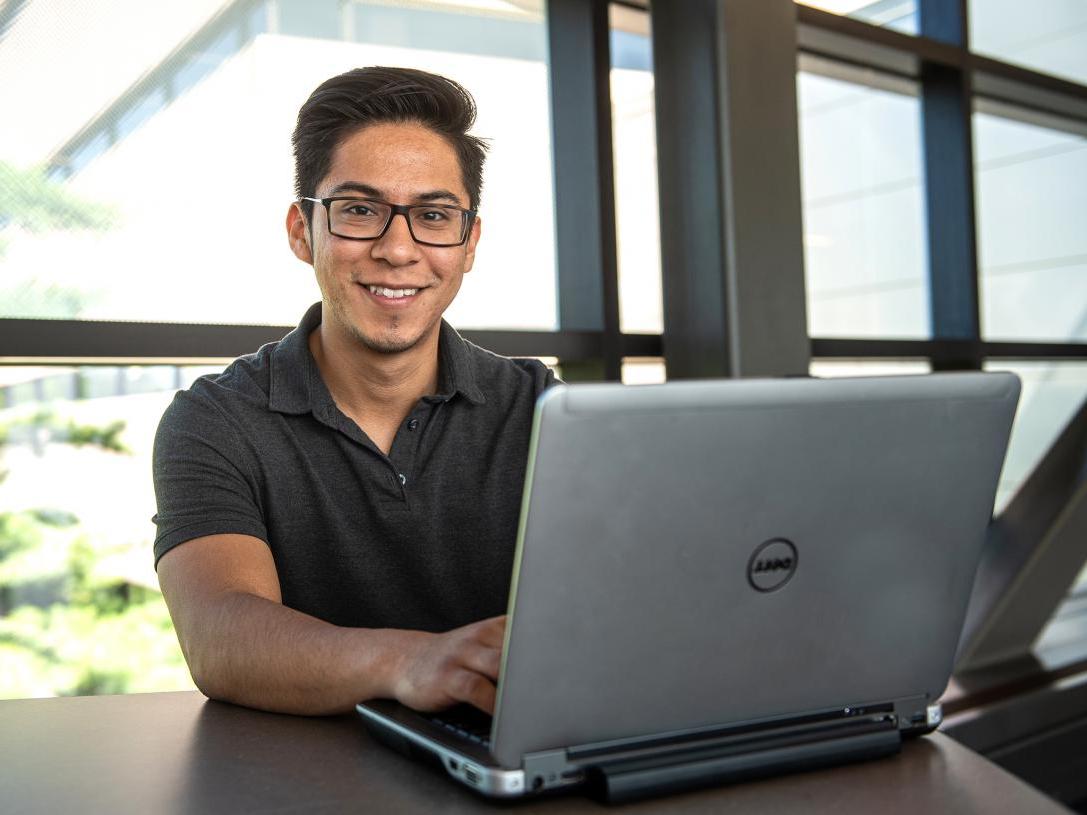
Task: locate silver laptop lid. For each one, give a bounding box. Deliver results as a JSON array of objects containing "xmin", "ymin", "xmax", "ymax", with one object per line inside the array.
[{"xmin": 490, "ymin": 372, "xmax": 1019, "ymax": 769}]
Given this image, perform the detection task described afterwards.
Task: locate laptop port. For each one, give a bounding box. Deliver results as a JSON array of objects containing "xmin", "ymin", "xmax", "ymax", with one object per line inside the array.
[
  {"xmin": 448, "ymin": 759, "xmax": 459, "ymax": 771},
  {"xmin": 464, "ymin": 766, "xmax": 482, "ymax": 785}
]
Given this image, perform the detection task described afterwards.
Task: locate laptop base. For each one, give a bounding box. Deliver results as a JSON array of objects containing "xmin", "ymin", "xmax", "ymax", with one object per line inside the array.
[{"xmin": 358, "ymin": 698, "xmax": 939, "ymax": 801}]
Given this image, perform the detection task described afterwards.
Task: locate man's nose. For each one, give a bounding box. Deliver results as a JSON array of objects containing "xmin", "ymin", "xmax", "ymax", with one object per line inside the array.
[{"xmin": 372, "ymin": 211, "xmax": 421, "ymax": 264}]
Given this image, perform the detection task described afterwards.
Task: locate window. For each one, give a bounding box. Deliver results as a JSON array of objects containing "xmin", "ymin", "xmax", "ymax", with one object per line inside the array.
[
  {"xmin": 983, "ymin": 360, "xmax": 1087, "ymax": 512},
  {"xmin": 970, "ymin": 0, "xmax": 1087, "ymax": 85},
  {"xmin": 798, "ymin": 62, "xmax": 928, "ymax": 339},
  {"xmin": 809, "ymin": 359, "xmax": 930, "ymax": 377},
  {"xmin": 621, "ymin": 358, "xmax": 666, "ymax": 385},
  {"xmin": 3, "ymin": 0, "xmax": 1086, "ymax": 710},
  {"xmin": 611, "ymin": 4, "xmax": 662, "ymax": 336},
  {"xmin": 796, "ymin": 1, "xmax": 918, "ymax": 35},
  {"xmin": 0, "ymin": 364, "xmax": 221, "ymax": 698},
  {"xmin": 0, "ymin": 0, "xmax": 557, "ymax": 330},
  {"xmin": 974, "ymin": 104, "xmax": 1087, "ymax": 343}
]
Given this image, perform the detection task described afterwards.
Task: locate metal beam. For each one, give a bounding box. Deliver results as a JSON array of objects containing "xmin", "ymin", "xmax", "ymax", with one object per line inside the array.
[
  {"xmin": 919, "ymin": 0, "xmax": 966, "ymax": 47},
  {"xmin": 985, "ymin": 342, "xmax": 1087, "ymax": 359},
  {"xmin": 812, "ymin": 338, "xmax": 1087, "ymax": 361},
  {"xmin": 796, "ymin": 4, "xmax": 964, "ymax": 78},
  {"xmin": 651, "ymin": 0, "xmax": 808, "ymax": 379},
  {"xmin": 957, "ymin": 397, "xmax": 1087, "ymax": 672},
  {"xmin": 8, "ymin": 318, "xmax": 1085, "ymax": 366},
  {"xmin": 650, "ymin": 0, "xmax": 730, "ymax": 378},
  {"xmin": 0, "ymin": 318, "xmax": 661, "ymax": 363},
  {"xmin": 972, "ymin": 56, "xmax": 1087, "ymax": 125},
  {"xmin": 547, "ymin": 0, "xmax": 622, "ymax": 380},
  {"xmin": 920, "ymin": 0, "xmax": 981, "ymax": 352},
  {"xmin": 795, "ymin": 4, "xmax": 1087, "ymax": 126}
]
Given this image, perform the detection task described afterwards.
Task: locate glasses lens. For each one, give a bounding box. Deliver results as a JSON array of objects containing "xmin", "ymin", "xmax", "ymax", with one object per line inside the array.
[
  {"xmin": 407, "ymin": 205, "xmax": 466, "ymax": 246},
  {"xmin": 328, "ymin": 199, "xmax": 391, "ymax": 239}
]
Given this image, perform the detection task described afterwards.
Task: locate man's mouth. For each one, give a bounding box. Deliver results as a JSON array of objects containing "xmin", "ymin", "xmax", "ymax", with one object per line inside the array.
[{"xmin": 365, "ymin": 285, "xmax": 419, "ymax": 299}]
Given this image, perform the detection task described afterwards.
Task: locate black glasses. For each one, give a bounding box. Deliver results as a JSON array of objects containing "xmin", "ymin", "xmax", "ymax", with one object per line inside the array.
[{"xmin": 301, "ymin": 196, "xmax": 476, "ymax": 247}]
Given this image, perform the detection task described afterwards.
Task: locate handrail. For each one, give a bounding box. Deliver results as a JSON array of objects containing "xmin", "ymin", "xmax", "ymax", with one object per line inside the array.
[{"xmin": 956, "ymin": 395, "xmax": 1087, "ymax": 672}]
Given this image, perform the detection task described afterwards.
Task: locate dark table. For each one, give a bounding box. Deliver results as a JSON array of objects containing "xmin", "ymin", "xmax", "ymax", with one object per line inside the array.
[{"xmin": 0, "ymin": 691, "xmax": 1070, "ymax": 813}]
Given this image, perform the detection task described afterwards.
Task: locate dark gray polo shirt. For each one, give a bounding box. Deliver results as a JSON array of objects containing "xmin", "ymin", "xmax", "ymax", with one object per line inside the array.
[{"xmin": 152, "ymin": 302, "xmax": 556, "ymax": 632}]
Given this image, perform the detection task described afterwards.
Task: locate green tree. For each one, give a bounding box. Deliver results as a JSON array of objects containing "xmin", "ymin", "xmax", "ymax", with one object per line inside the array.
[
  {"xmin": 0, "ymin": 161, "xmax": 115, "ymax": 237},
  {"xmin": 0, "ymin": 161, "xmax": 117, "ymax": 316},
  {"xmin": 0, "ymin": 411, "xmax": 190, "ymax": 698}
]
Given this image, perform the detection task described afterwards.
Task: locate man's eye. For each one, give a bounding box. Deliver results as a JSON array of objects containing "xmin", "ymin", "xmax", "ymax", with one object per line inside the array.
[
  {"xmin": 343, "ymin": 204, "xmax": 377, "ymax": 217},
  {"xmin": 414, "ymin": 208, "xmax": 451, "ymax": 224}
]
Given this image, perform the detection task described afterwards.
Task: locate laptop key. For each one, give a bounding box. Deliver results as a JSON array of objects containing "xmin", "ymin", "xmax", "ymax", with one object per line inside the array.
[{"xmin": 428, "ymin": 704, "xmax": 493, "ymax": 747}]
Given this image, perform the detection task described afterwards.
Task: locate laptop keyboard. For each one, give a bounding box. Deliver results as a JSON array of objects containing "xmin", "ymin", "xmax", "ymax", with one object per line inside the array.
[{"xmin": 427, "ymin": 704, "xmax": 493, "ymax": 748}]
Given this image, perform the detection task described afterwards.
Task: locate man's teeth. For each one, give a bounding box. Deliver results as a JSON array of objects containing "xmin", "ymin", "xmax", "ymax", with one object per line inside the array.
[{"xmin": 367, "ymin": 286, "xmax": 418, "ymax": 299}]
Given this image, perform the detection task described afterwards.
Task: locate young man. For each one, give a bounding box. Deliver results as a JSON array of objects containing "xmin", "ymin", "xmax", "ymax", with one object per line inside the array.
[{"xmin": 152, "ymin": 67, "xmax": 555, "ymax": 716}]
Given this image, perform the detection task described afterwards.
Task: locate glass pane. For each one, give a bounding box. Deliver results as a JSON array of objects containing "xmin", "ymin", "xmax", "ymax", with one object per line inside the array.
[
  {"xmin": 809, "ymin": 359, "xmax": 931, "ymax": 377},
  {"xmin": 983, "ymin": 360, "xmax": 1087, "ymax": 513},
  {"xmin": 0, "ymin": 364, "xmax": 216, "ymax": 699},
  {"xmin": 795, "ymin": 1, "xmax": 918, "ymax": 34},
  {"xmin": 970, "ymin": 0, "xmax": 1087, "ymax": 85},
  {"xmin": 798, "ymin": 63, "xmax": 929, "ymax": 339},
  {"xmin": 610, "ymin": 5, "xmax": 663, "ymax": 335},
  {"xmin": 1073, "ymin": 563, "xmax": 1087, "ymax": 595},
  {"xmin": 974, "ymin": 106, "xmax": 1087, "ymax": 342},
  {"xmin": 0, "ymin": 1, "xmax": 556, "ymax": 331},
  {"xmin": 621, "ymin": 357, "xmax": 666, "ymax": 385}
]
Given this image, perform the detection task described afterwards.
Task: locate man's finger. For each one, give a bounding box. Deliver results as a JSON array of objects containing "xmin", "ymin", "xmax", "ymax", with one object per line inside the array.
[
  {"xmin": 451, "ymin": 669, "xmax": 497, "ymax": 715},
  {"xmin": 459, "ymin": 642, "xmax": 501, "ymax": 680},
  {"xmin": 474, "ymin": 615, "xmax": 507, "ymax": 648}
]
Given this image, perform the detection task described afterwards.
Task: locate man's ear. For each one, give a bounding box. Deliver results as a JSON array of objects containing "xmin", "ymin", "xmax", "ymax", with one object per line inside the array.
[
  {"xmin": 463, "ymin": 215, "xmax": 482, "ymax": 274},
  {"xmin": 286, "ymin": 202, "xmax": 313, "ymax": 265}
]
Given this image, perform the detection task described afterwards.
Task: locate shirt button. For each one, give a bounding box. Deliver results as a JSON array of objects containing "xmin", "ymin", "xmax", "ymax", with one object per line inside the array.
[
  {"xmin": 398, "ymin": 473, "xmax": 407, "ymax": 485},
  {"xmin": 407, "ymin": 419, "xmax": 420, "ymax": 431}
]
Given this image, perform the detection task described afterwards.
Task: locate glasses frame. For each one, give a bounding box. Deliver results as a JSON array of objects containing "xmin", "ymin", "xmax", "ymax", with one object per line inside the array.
[{"xmin": 301, "ymin": 196, "xmax": 477, "ymax": 247}]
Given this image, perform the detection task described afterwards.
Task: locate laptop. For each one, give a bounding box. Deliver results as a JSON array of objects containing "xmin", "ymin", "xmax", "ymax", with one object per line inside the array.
[{"xmin": 357, "ymin": 372, "xmax": 1020, "ymax": 802}]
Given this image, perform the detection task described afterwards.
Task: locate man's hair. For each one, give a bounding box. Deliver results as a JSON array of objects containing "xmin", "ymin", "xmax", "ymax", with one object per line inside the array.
[{"xmin": 292, "ymin": 66, "xmax": 488, "ymax": 224}]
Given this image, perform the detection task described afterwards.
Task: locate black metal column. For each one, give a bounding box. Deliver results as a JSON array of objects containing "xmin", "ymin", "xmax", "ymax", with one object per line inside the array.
[
  {"xmin": 650, "ymin": 0, "xmax": 730, "ymax": 379},
  {"xmin": 651, "ymin": 0, "xmax": 809, "ymax": 379},
  {"xmin": 920, "ymin": 0, "xmax": 982, "ymax": 369},
  {"xmin": 547, "ymin": 0, "xmax": 621, "ymax": 381}
]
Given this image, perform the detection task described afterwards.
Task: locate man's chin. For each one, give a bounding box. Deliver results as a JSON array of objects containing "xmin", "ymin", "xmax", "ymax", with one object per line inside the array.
[{"xmin": 352, "ymin": 327, "xmax": 425, "ymax": 355}]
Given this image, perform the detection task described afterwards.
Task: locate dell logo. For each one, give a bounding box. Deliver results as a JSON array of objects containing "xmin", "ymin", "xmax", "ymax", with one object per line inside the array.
[
  {"xmin": 752, "ymin": 557, "xmax": 793, "ymax": 573},
  {"xmin": 747, "ymin": 539, "xmax": 798, "ymax": 592}
]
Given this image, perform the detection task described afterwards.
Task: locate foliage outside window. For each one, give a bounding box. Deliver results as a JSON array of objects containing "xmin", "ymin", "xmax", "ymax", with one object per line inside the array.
[{"xmin": 0, "ymin": 405, "xmax": 193, "ymax": 698}]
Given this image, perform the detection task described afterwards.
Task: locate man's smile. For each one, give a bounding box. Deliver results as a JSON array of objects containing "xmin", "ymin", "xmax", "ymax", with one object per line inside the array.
[
  {"xmin": 360, "ymin": 281, "xmax": 427, "ymax": 305},
  {"xmin": 367, "ymin": 285, "xmax": 419, "ymax": 298}
]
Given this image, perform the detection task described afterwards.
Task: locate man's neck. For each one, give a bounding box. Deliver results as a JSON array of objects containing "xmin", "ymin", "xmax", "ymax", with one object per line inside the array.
[{"xmin": 308, "ymin": 322, "xmax": 441, "ymax": 429}]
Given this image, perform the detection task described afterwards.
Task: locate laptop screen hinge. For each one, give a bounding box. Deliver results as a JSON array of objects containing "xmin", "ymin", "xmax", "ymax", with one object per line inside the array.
[{"xmin": 578, "ymin": 713, "xmax": 902, "ymax": 803}]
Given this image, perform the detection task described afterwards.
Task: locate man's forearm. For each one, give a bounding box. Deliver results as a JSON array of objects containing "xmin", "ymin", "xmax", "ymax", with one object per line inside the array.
[
  {"xmin": 185, "ymin": 590, "xmax": 418, "ymax": 715},
  {"xmin": 157, "ymin": 535, "xmax": 499, "ymax": 715}
]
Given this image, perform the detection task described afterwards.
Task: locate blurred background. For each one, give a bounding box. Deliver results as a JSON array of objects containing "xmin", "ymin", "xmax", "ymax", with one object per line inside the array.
[{"xmin": 0, "ymin": 4, "xmax": 1084, "ymax": 789}]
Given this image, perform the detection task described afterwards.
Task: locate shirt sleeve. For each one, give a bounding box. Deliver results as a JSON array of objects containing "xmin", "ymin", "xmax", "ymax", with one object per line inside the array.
[
  {"xmin": 526, "ymin": 357, "xmax": 562, "ymax": 393},
  {"xmin": 151, "ymin": 388, "xmax": 269, "ymax": 567}
]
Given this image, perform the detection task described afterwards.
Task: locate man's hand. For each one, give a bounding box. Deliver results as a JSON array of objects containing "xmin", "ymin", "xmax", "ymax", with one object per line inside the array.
[{"xmin": 390, "ymin": 615, "xmax": 507, "ymax": 715}]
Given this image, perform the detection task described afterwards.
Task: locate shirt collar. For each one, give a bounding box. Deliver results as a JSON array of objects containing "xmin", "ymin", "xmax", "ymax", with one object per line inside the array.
[
  {"xmin": 434, "ymin": 319, "xmax": 486, "ymax": 406},
  {"xmin": 267, "ymin": 302, "xmax": 327, "ymax": 415},
  {"xmin": 268, "ymin": 302, "xmax": 485, "ymax": 415}
]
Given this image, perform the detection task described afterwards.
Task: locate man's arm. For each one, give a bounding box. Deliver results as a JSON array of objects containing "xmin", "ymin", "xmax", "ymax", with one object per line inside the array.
[{"xmin": 157, "ymin": 533, "xmax": 505, "ymax": 716}]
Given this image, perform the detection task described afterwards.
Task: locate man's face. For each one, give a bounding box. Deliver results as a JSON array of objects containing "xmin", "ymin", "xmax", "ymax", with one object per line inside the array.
[{"xmin": 289, "ymin": 122, "xmax": 480, "ymax": 355}]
